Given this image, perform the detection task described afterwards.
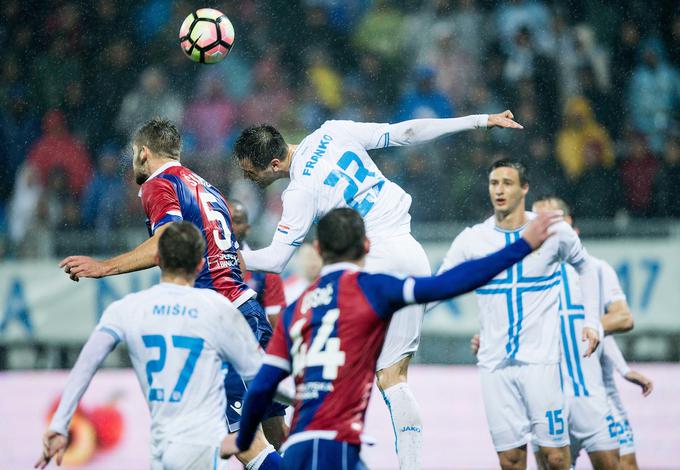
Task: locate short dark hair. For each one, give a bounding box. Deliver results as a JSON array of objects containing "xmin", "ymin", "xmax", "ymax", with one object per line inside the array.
[
  {"xmin": 488, "ymin": 158, "xmax": 529, "ymax": 186},
  {"xmin": 158, "ymin": 222, "xmax": 206, "ymax": 276},
  {"xmin": 133, "ymin": 117, "xmax": 181, "ymax": 160},
  {"xmin": 533, "ymin": 195, "xmax": 571, "ymax": 217},
  {"xmin": 233, "ymin": 124, "xmax": 287, "ymax": 170},
  {"xmin": 316, "ymin": 208, "xmax": 366, "ymax": 264}
]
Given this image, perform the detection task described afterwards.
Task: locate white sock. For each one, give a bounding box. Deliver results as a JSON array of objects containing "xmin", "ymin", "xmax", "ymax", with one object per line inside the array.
[
  {"xmin": 382, "ymin": 383, "xmax": 423, "ymax": 470},
  {"xmin": 245, "ymin": 444, "xmax": 275, "ymax": 470}
]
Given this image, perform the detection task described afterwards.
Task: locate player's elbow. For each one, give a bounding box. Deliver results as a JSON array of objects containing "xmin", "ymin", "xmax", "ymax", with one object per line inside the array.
[{"xmin": 620, "ymin": 312, "xmax": 634, "ymax": 332}]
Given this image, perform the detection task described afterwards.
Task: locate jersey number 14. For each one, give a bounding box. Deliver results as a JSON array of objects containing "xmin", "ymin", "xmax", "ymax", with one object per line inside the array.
[{"xmin": 290, "ymin": 308, "xmax": 346, "ymax": 380}]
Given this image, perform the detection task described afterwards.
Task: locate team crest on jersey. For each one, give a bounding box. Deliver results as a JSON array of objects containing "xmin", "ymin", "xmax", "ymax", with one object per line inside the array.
[{"xmin": 301, "ymin": 284, "xmax": 334, "ymax": 313}]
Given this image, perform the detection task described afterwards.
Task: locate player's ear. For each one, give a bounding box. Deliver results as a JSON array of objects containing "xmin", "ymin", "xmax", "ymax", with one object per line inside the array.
[
  {"xmin": 270, "ymin": 158, "xmax": 281, "ymax": 172},
  {"xmin": 154, "ymin": 253, "xmax": 160, "ymax": 266},
  {"xmin": 140, "ymin": 145, "xmax": 151, "ymax": 165},
  {"xmin": 364, "ymin": 237, "xmax": 370, "ymax": 255}
]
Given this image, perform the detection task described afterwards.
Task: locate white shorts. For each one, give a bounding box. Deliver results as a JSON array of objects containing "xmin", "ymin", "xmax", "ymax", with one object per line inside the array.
[
  {"xmin": 607, "ymin": 389, "xmax": 636, "ymax": 456},
  {"xmin": 480, "ymin": 362, "xmax": 569, "ymax": 452},
  {"xmin": 567, "ymin": 394, "xmax": 619, "ymax": 463},
  {"xmin": 364, "ymin": 232, "xmax": 431, "ymax": 371},
  {"xmin": 151, "ymin": 442, "xmax": 227, "ymax": 470}
]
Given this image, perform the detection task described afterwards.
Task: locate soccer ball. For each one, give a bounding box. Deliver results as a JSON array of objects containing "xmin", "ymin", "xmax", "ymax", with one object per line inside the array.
[{"xmin": 179, "ymin": 8, "xmax": 235, "ymax": 64}]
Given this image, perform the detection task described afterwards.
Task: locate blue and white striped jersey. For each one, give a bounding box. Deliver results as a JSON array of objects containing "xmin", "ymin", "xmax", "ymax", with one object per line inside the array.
[{"xmin": 440, "ymin": 212, "xmax": 600, "ymax": 370}]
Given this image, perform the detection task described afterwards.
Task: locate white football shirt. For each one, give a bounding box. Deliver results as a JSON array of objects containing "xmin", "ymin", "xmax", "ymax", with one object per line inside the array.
[
  {"xmin": 243, "ymin": 115, "xmax": 488, "ymax": 273},
  {"xmin": 440, "ymin": 212, "xmax": 600, "ymax": 370},
  {"xmin": 96, "ymin": 283, "xmax": 262, "ymax": 450},
  {"xmin": 559, "ymin": 258, "xmax": 622, "ymax": 400}
]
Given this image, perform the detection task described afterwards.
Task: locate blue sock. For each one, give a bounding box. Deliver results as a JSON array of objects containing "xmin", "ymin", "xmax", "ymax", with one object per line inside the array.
[{"xmin": 258, "ymin": 450, "xmax": 282, "ymax": 470}]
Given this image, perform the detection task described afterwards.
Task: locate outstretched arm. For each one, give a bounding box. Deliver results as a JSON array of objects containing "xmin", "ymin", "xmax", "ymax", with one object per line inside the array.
[
  {"xmin": 384, "ymin": 111, "xmax": 522, "ymax": 147},
  {"xmin": 59, "ymin": 223, "xmax": 171, "ymax": 281},
  {"xmin": 361, "ymin": 211, "xmax": 560, "ymax": 316},
  {"xmin": 335, "ymin": 111, "xmax": 523, "ymax": 151},
  {"xmin": 36, "ymin": 331, "xmax": 117, "ymax": 468}
]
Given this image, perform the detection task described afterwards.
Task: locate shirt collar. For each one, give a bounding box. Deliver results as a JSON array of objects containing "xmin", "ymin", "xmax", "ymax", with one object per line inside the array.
[
  {"xmin": 146, "ymin": 161, "xmax": 182, "ymax": 183},
  {"xmin": 138, "ymin": 161, "xmax": 182, "ymax": 197},
  {"xmin": 320, "ymin": 261, "xmax": 361, "ymax": 277}
]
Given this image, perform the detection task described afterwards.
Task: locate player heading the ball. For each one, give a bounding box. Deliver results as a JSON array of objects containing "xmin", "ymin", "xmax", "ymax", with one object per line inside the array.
[
  {"xmin": 220, "ymin": 207, "xmax": 561, "ymax": 470},
  {"xmin": 232, "ymin": 110, "xmax": 522, "ymax": 469}
]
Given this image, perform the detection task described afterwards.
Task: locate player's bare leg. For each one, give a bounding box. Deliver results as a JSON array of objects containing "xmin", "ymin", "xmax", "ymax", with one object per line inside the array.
[
  {"xmin": 538, "ymin": 446, "xmax": 570, "ymax": 470},
  {"xmin": 376, "ymin": 354, "xmax": 422, "ymax": 470},
  {"xmin": 235, "ymin": 429, "xmax": 280, "ymax": 469},
  {"xmin": 587, "ymin": 449, "xmax": 621, "ymax": 469},
  {"xmin": 620, "ymin": 453, "xmax": 639, "ymax": 470},
  {"xmin": 262, "ymin": 416, "xmax": 288, "ymax": 451},
  {"xmin": 498, "ymin": 445, "xmax": 528, "ymax": 470}
]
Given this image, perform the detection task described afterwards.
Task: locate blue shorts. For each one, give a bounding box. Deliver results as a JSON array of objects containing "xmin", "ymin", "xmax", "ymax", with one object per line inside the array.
[
  {"xmin": 282, "ymin": 439, "xmax": 364, "ymax": 470},
  {"xmin": 224, "ymin": 298, "xmax": 285, "ymax": 432}
]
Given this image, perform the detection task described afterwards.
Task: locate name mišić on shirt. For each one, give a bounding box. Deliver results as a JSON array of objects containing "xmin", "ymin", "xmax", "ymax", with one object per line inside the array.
[
  {"xmin": 302, "ymin": 134, "xmax": 333, "ymax": 176},
  {"xmin": 152, "ymin": 304, "xmax": 199, "ymax": 318}
]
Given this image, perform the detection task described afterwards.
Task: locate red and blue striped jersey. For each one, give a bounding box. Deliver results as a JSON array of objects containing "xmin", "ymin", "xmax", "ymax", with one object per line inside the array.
[
  {"xmin": 139, "ymin": 162, "xmax": 255, "ymax": 307},
  {"xmin": 265, "ymin": 262, "xmax": 410, "ymax": 445}
]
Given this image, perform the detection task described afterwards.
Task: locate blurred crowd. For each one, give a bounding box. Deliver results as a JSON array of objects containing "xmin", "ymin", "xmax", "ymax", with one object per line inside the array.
[{"xmin": 1, "ymin": 0, "xmax": 680, "ymax": 258}]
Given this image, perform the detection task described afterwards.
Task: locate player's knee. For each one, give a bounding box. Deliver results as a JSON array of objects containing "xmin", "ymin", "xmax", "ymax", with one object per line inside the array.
[
  {"xmin": 620, "ymin": 454, "xmax": 639, "ymax": 470},
  {"xmin": 499, "ymin": 451, "xmax": 525, "ymax": 470},
  {"xmin": 544, "ymin": 449, "xmax": 568, "ymax": 470},
  {"xmin": 376, "ymin": 358, "xmax": 410, "ymax": 390}
]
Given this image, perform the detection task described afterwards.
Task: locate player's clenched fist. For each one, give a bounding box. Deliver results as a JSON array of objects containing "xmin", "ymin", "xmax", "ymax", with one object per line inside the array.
[
  {"xmin": 59, "ymin": 256, "xmax": 110, "ymax": 282},
  {"xmin": 521, "ymin": 210, "xmax": 563, "ymax": 250},
  {"xmin": 220, "ymin": 433, "xmax": 240, "ymax": 459}
]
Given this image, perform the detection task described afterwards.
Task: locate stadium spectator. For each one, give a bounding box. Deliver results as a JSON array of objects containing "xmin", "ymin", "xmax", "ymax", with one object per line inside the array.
[
  {"xmin": 115, "ymin": 67, "xmax": 184, "ymax": 137},
  {"xmin": 619, "ymin": 131, "xmax": 661, "ymax": 217},
  {"xmin": 627, "ymin": 38, "xmax": 680, "ymax": 152},
  {"xmin": 494, "ymin": 0, "xmax": 554, "ymax": 56},
  {"xmin": 421, "ymin": 25, "xmax": 480, "ymax": 107},
  {"xmin": 666, "ymin": 13, "xmax": 680, "ymax": 68},
  {"xmin": 89, "ymin": 38, "xmax": 135, "ymax": 148},
  {"xmin": 556, "ymin": 97, "xmax": 614, "ymax": 181},
  {"xmin": 353, "ymin": 0, "xmax": 405, "ymax": 64},
  {"xmin": 241, "ymin": 56, "xmax": 293, "ymax": 126},
  {"xmin": 654, "ymin": 136, "xmax": 680, "ymax": 218},
  {"xmin": 31, "ymin": 38, "xmax": 83, "ymax": 111},
  {"xmin": 394, "ymin": 66, "xmax": 454, "ymax": 120},
  {"xmin": 81, "ymin": 146, "xmax": 125, "ymax": 234},
  {"xmin": 522, "ymin": 135, "xmax": 566, "ymax": 200},
  {"xmin": 402, "ymin": 0, "xmax": 457, "ymax": 60},
  {"xmin": 182, "ymin": 75, "xmax": 238, "ymax": 156},
  {"xmin": 0, "ymin": 85, "xmax": 40, "ymax": 203},
  {"xmin": 7, "ymin": 163, "xmax": 45, "ymax": 257},
  {"xmin": 27, "ymin": 110, "xmax": 92, "ymax": 197}
]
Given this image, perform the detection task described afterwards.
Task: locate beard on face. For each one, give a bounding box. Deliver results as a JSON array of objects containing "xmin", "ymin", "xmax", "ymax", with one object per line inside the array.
[{"xmin": 135, "ymin": 168, "xmax": 148, "ymax": 185}]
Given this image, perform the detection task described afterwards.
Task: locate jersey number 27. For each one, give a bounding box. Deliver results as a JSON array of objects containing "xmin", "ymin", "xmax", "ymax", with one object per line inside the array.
[{"xmin": 142, "ymin": 335, "xmax": 204, "ymax": 403}]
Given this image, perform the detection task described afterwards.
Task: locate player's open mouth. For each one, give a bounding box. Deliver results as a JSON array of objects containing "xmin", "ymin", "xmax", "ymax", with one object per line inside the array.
[{"xmin": 495, "ymin": 198, "xmax": 506, "ymax": 205}]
